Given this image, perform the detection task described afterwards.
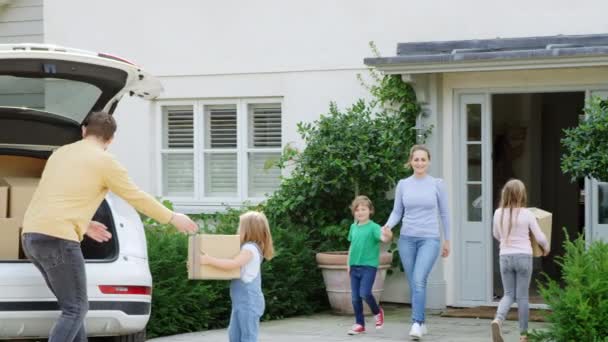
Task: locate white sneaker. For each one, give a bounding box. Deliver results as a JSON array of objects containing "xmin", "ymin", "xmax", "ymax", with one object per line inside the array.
[
  {"xmin": 491, "ymin": 319, "xmax": 504, "ymax": 342},
  {"xmin": 420, "ymin": 323, "xmax": 428, "ymax": 335},
  {"xmin": 409, "ymin": 322, "xmax": 423, "ymax": 339}
]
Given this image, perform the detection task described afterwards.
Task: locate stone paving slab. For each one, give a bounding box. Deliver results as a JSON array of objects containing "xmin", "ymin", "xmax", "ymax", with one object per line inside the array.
[{"xmin": 148, "ymin": 305, "xmax": 549, "ymax": 341}]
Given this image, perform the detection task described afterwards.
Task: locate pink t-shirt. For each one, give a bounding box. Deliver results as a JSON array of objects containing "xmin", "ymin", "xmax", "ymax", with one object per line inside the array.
[{"xmin": 493, "ymin": 208, "xmax": 549, "ymax": 255}]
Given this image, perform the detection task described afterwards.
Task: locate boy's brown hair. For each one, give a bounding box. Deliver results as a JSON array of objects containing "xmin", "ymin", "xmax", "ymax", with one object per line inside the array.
[
  {"xmin": 350, "ymin": 195, "xmax": 374, "ymax": 216},
  {"xmin": 83, "ymin": 111, "xmax": 117, "ymax": 141},
  {"xmin": 238, "ymin": 211, "xmax": 275, "ymax": 260}
]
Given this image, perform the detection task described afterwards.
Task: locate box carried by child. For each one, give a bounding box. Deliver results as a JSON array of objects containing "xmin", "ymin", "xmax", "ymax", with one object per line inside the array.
[
  {"xmin": 528, "ymin": 207, "xmax": 552, "ymax": 257},
  {"xmin": 187, "ymin": 234, "xmax": 240, "ymax": 280}
]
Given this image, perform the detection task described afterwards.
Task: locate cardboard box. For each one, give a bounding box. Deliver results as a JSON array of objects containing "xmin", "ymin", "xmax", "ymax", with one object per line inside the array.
[
  {"xmin": 529, "ymin": 207, "xmax": 552, "ymax": 257},
  {"xmin": 0, "ymin": 179, "xmax": 7, "ymax": 218},
  {"xmin": 0, "ymin": 218, "xmax": 21, "ymax": 260},
  {"xmin": 188, "ymin": 234, "xmax": 241, "ymax": 280},
  {"xmin": 4, "ymin": 177, "xmax": 39, "ymax": 219}
]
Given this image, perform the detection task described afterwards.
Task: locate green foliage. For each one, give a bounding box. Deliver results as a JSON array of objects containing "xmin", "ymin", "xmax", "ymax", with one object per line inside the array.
[
  {"xmin": 145, "ymin": 206, "xmax": 323, "ymax": 337},
  {"xmin": 265, "ymin": 76, "xmax": 421, "ymax": 254},
  {"xmin": 528, "ymin": 233, "xmax": 608, "ymax": 341},
  {"xmin": 561, "ymin": 96, "xmax": 608, "ymax": 181}
]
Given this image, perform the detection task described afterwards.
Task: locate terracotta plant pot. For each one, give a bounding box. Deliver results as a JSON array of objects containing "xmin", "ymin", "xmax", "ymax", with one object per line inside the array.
[{"xmin": 315, "ymin": 251, "xmax": 392, "ymax": 315}]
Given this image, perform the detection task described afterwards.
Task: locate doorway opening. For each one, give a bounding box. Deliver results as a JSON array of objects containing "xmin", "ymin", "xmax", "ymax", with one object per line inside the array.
[{"xmin": 491, "ymin": 92, "xmax": 585, "ymax": 303}]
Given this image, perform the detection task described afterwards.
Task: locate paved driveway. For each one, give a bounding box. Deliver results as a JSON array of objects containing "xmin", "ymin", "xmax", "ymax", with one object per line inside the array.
[{"xmin": 148, "ymin": 305, "xmax": 548, "ymax": 341}]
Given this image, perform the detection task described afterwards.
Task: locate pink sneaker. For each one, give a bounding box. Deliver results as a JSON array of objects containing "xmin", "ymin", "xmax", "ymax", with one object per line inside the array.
[
  {"xmin": 375, "ymin": 307, "xmax": 385, "ymax": 329},
  {"xmin": 347, "ymin": 324, "xmax": 366, "ymax": 335}
]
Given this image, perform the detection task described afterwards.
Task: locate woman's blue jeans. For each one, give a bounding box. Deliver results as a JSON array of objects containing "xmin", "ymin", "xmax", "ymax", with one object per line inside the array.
[{"xmin": 398, "ymin": 236, "xmax": 440, "ymax": 324}]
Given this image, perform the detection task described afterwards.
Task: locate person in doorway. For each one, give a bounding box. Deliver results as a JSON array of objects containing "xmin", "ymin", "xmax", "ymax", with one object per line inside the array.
[
  {"xmin": 491, "ymin": 179, "xmax": 549, "ymax": 342},
  {"xmin": 346, "ymin": 195, "xmax": 393, "ymax": 335},
  {"xmin": 382, "ymin": 144, "xmax": 451, "ymax": 340},
  {"xmin": 200, "ymin": 211, "xmax": 274, "ymax": 342},
  {"xmin": 21, "ymin": 111, "xmax": 198, "ymax": 342}
]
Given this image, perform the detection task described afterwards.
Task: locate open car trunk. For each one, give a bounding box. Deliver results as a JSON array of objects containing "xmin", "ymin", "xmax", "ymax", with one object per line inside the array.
[{"xmin": 0, "ymin": 154, "xmax": 118, "ymax": 262}]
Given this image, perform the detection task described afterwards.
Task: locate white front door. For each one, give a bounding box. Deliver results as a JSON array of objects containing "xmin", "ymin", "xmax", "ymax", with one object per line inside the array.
[
  {"xmin": 457, "ymin": 93, "xmax": 492, "ymax": 305},
  {"xmin": 586, "ymin": 90, "xmax": 608, "ymax": 243}
]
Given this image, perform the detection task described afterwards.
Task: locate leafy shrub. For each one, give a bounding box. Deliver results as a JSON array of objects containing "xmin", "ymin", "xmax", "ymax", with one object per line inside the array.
[
  {"xmin": 265, "ymin": 75, "xmax": 421, "ymax": 255},
  {"xmin": 528, "ymin": 234, "xmax": 608, "ymax": 341},
  {"xmin": 145, "ymin": 205, "xmax": 323, "ymax": 337},
  {"xmin": 561, "ymin": 96, "xmax": 608, "ymax": 181}
]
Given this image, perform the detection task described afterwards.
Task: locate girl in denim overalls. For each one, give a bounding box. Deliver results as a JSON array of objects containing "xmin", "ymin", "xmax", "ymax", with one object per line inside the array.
[{"xmin": 201, "ymin": 211, "xmax": 275, "ymax": 342}]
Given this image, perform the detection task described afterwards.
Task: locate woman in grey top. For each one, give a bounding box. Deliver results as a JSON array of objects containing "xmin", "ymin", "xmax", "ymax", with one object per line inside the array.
[{"xmin": 383, "ymin": 145, "xmax": 451, "ymax": 340}]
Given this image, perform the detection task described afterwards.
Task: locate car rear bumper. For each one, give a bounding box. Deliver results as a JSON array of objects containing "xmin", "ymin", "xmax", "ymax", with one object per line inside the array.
[{"xmin": 0, "ymin": 301, "xmax": 150, "ymax": 339}]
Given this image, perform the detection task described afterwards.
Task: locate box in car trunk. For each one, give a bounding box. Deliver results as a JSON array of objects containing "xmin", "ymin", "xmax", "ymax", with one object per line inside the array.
[
  {"xmin": 0, "ymin": 218, "xmax": 20, "ymax": 259},
  {"xmin": 3, "ymin": 177, "xmax": 39, "ymax": 219},
  {"xmin": 0, "ymin": 179, "xmax": 7, "ymax": 218}
]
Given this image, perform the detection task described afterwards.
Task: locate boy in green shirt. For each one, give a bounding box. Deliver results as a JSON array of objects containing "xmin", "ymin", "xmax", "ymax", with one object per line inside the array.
[{"xmin": 347, "ymin": 195, "xmax": 393, "ymax": 335}]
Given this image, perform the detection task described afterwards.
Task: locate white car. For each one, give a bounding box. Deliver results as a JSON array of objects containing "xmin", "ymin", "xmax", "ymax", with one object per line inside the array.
[{"xmin": 0, "ymin": 44, "xmax": 163, "ymax": 341}]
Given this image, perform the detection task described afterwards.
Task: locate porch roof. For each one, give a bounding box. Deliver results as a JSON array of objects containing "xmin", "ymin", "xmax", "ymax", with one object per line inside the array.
[{"xmin": 364, "ymin": 33, "xmax": 608, "ymax": 74}]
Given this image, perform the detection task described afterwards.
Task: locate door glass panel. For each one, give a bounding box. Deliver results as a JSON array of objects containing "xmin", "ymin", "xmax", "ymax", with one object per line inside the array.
[
  {"xmin": 467, "ymin": 144, "xmax": 482, "ymax": 181},
  {"xmin": 467, "ymin": 104, "xmax": 482, "ymax": 141},
  {"xmin": 468, "ymin": 184, "xmax": 482, "ymax": 221},
  {"xmin": 598, "ymin": 182, "xmax": 608, "ymax": 224}
]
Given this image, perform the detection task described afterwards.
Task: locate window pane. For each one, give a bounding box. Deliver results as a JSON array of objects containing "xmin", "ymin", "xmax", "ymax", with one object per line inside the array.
[
  {"xmin": 205, "ymin": 153, "xmax": 237, "ymax": 197},
  {"xmin": 0, "ymin": 76, "xmax": 102, "ymax": 122},
  {"xmin": 468, "ymin": 184, "xmax": 482, "ymax": 222},
  {"xmin": 163, "ymin": 107, "xmax": 194, "ymax": 149},
  {"xmin": 162, "ymin": 153, "xmax": 194, "ymax": 197},
  {"xmin": 206, "ymin": 105, "xmax": 237, "ymax": 149},
  {"xmin": 599, "ymin": 182, "xmax": 608, "ymax": 224},
  {"xmin": 249, "ymin": 104, "xmax": 282, "ymax": 148},
  {"xmin": 467, "ymin": 144, "xmax": 481, "ymax": 181},
  {"xmin": 248, "ymin": 152, "xmax": 281, "ymax": 197},
  {"xmin": 467, "ymin": 103, "xmax": 482, "ymax": 141}
]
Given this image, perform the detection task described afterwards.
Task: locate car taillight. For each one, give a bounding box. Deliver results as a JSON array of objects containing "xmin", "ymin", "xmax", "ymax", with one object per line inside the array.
[{"xmin": 99, "ymin": 285, "xmax": 152, "ymax": 295}]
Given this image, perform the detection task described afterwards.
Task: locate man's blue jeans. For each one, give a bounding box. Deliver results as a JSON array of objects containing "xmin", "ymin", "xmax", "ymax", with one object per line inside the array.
[
  {"xmin": 350, "ymin": 265, "xmax": 380, "ymax": 326},
  {"xmin": 22, "ymin": 233, "xmax": 88, "ymax": 342},
  {"xmin": 398, "ymin": 236, "xmax": 440, "ymax": 324}
]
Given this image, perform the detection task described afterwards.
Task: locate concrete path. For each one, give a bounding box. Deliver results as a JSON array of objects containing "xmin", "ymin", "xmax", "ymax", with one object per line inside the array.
[{"xmin": 148, "ymin": 305, "xmax": 548, "ymax": 341}]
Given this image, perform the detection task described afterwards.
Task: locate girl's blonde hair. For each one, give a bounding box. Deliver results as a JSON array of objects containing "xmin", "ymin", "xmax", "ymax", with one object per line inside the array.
[
  {"xmin": 238, "ymin": 211, "xmax": 274, "ymax": 260},
  {"xmin": 498, "ymin": 179, "xmax": 528, "ymax": 244},
  {"xmin": 350, "ymin": 195, "xmax": 374, "ymax": 216},
  {"xmin": 405, "ymin": 144, "xmax": 431, "ymax": 169}
]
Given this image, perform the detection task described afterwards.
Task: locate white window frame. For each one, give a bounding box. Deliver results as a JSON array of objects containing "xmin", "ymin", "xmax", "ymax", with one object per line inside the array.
[{"xmin": 156, "ymin": 98, "xmax": 283, "ymax": 210}]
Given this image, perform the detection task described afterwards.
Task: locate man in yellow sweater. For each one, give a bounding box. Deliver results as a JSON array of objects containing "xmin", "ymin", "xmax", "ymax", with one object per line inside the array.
[{"xmin": 21, "ymin": 111, "xmax": 198, "ymax": 342}]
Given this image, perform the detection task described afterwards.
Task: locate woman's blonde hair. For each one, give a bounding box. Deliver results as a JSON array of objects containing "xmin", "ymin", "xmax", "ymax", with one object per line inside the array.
[
  {"xmin": 350, "ymin": 195, "xmax": 374, "ymax": 216},
  {"xmin": 238, "ymin": 211, "xmax": 274, "ymax": 260},
  {"xmin": 498, "ymin": 179, "xmax": 528, "ymax": 244},
  {"xmin": 405, "ymin": 144, "xmax": 431, "ymax": 169}
]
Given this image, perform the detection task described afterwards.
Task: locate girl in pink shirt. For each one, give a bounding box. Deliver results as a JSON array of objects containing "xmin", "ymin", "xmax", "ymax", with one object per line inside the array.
[{"xmin": 491, "ymin": 179, "xmax": 550, "ymax": 342}]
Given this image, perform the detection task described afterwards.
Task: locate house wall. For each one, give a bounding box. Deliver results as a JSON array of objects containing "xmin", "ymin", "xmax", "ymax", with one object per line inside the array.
[
  {"xmin": 43, "ymin": 0, "xmax": 608, "ymax": 196},
  {"xmin": 0, "ymin": 0, "xmax": 43, "ymax": 43}
]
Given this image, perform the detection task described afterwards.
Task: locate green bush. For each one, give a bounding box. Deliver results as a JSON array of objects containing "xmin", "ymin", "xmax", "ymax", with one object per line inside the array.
[
  {"xmin": 528, "ymin": 234, "xmax": 608, "ymax": 341},
  {"xmin": 561, "ymin": 96, "xmax": 608, "ymax": 181},
  {"xmin": 144, "ymin": 206, "xmax": 323, "ymax": 337}
]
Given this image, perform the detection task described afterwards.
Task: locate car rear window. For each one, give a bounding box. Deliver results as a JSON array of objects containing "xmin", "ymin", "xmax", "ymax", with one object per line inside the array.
[{"xmin": 0, "ymin": 75, "xmax": 102, "ymax": 123}]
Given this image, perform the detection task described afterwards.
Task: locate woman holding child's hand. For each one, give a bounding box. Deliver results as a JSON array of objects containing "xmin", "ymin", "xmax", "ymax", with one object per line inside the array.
[{"xmin": 383, "ymin": 145, "xmax": 451, "ymax": 340}]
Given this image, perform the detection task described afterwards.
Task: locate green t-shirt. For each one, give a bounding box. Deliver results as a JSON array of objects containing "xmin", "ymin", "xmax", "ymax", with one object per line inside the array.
[{"xmin": 348, "ymin": 220, "xmax": 382, "ymax": 267}]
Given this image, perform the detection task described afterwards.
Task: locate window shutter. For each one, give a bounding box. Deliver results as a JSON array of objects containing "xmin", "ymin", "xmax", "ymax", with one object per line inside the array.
[
  {"xmin": 162, "ymin": 107, "xmax": 194, "ymax": 197},
  {"xmin": 248, "ymin": 152, "xmax": 281, "ymax": 197},
  {"xmin": 205, "ymin": 153, "xmax": 237, "ymax": 197},
  {"xmin": 165, "ymin": 109, "xmax": 194, "ymax": 149},
  {"xmin": 250, "ymin": 106, "xmax": 281, "ymax": 148},
  {"xmin": 163, "ymin": 153, "xmax": 194, "ymax": 197},
  {"xmin": 208, "ymin": 107, "xmax": 237, "ymax": 149}
]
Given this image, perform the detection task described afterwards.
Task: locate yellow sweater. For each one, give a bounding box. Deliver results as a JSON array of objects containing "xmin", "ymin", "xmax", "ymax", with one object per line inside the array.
[{"xmin": 22, "ymin": 139, "xmax": 173, "ymax": 242}]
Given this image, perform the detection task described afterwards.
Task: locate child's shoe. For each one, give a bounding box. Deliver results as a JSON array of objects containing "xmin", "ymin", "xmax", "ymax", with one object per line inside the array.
[
  {"xmin": 375, "ymin": 307, "xmax": 385, "ymax": 329},
  {"xmin": 347, "ymin": 324, "xmax": 365, "ymax": 335},
  {"xmin": 491, "ymin": 319, "xmax": 504, "ymax": 342},
  {"xmin": 409, "ymin": 322, "xmax": 423, "ymax": 339}
]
